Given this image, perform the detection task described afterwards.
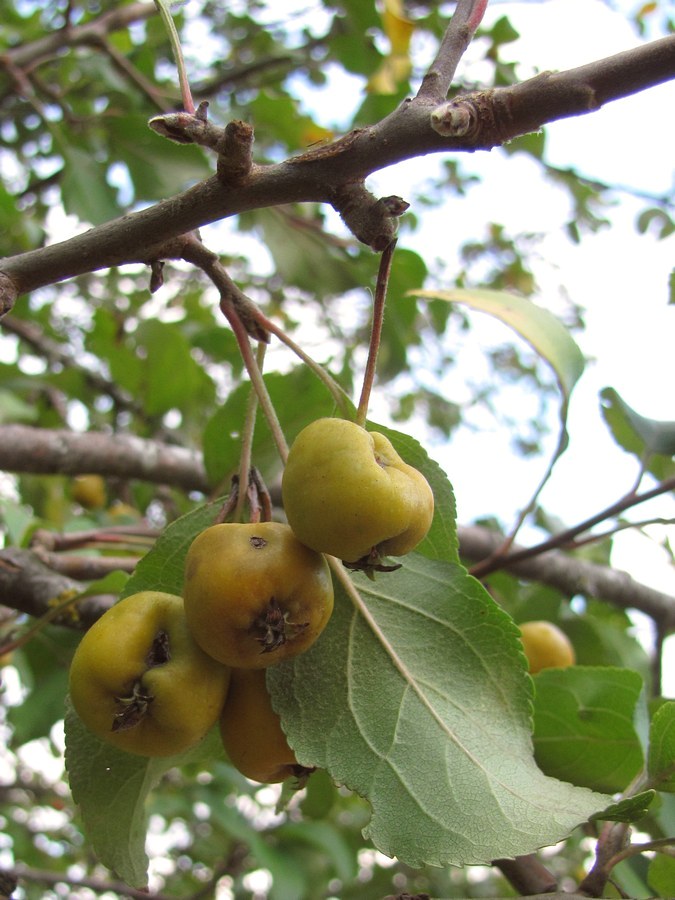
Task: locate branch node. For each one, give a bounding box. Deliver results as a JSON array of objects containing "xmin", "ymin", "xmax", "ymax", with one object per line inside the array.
[
  {"xmin": 431, "ymin": 99, "xmax": 476, "ymax": 137},
  {"xmin": 333, "ymin": 183, "xmax": 410, "ymax": 252},
  {"xmin": 216, "ymin": 119, "xmax": 255, "ymax": 183},
  {"xmin": 0, "ymin": 273, "xmax": 18, "ymax": 318},
  {"xmin": 148, "ymin": 106, "xmax": 254, "ymax": 182}
]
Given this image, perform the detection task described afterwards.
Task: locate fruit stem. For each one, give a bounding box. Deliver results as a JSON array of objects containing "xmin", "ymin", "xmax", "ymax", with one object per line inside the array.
[
  {"xmin": 153, "ymin": 0, "xmax": 195, "ymax": 113},
  {"xmin": 356, "ymin": 239, "xmax": 397, "ymax": 428},
  {"xmin": 234, "ymin": 342, "xmax": 266, "ymax": 521},
  {"xmin": 251, "ymin": 308, "xmax": 356, "ymax": 420},
  {"xmin": 220, "ymin": 296, "xmax": 289, "ymax": 462}
]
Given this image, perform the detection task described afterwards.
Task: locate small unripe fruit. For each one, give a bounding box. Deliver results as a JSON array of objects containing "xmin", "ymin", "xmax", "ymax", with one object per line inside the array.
[
  {"xmin": 281, "ymin": 418, "xmax": 434, "ymax": 565},
  {"xmin": 220, "ymin": 668, "xmax": 306, "ymax": 783},
  {"xmin": 69, "ymin": 591, "xmax": 230, "ymax": 757},
  {"xmin": 71, "ymin": 474, "xmax": 106, "ymax": 510},
  {"xmin": 519, "ymin": 620, "xmax": 576, "ymax": 674},
  {"xmin": 183, "ymin": 522, "xmax": 334, "ymax": 668}
]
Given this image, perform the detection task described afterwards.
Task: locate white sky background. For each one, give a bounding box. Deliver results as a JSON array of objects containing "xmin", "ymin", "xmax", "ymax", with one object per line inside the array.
[{"xmin": 203, "ymin": 0, "xmax": 675, "ymax": 689}]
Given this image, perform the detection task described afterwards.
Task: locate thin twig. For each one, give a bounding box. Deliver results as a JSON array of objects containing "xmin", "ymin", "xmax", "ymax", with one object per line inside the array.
[
  {"xmin": 153, "ymin": 0, "xmax": 195, "ymax": 112},
  {"xmin": 470, "ymin": 475, "xmax": 675, "ymax": 579},
  {"xmin": 219, "ymin": 299, "xmax": 288, "ymax": 463},
  {"xmin": 250, "ymin": 308, "xmax": 354, "ymax": 417},
  {"xmin": 356, "ymin": 239, "xmax": 397, "ymax": 427},
  {"xmin": 417, "ymin": 0, "xmax": 488, "ymax": 101},
  {"xmin": 234, "ymin": 342, "xmax": 266, "ymax": 522}
]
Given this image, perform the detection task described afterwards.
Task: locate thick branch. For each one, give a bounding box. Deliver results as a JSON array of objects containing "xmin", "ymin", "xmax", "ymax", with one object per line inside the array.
[
  {"xmin": 1, "ymin": 36, "xmax": 673, "ymax": 311},
  {"xmin": 0, "ymin": 547, "xmax": 113, "ymax": 626},
  {"xmin": 0, "ymin": 425, "xmax": 673, "ymax": 627},
  {"xmin": 459, "ymin": 524, "xmax": 675, "ymax": 631},
  {"xmin": 0, "ymin": 425, "xmax": 209, "ymax": 492}
]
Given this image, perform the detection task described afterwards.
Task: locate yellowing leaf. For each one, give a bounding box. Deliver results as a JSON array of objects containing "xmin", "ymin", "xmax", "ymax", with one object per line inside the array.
[
  {"xmin": 367, "ymin": 0, "xmax": 414, "ymax": 94},
  {"xmin": 411, "ymin": 288, "xmax": 584, "ymax": 406},
  {"xmin": 367, "ymin": 55, "xmax": 412, "ymax": 94},
  {"xmin": 299, "ymin": 123, "xmax": 335, "ymax": 147},
  {"xmin": 383, "ymin": 0, "xmax": 414, "ymax": 56}
]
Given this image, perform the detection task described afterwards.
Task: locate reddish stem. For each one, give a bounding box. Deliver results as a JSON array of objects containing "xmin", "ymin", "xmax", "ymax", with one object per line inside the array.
[{"xmin": 356, "ymin": 239, "xmax": 397, "ymax": 427}]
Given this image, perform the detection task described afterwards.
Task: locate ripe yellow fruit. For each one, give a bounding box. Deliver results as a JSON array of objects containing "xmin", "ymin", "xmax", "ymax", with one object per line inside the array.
[
  {"xmin": 69, "ymin": 591, "xmax": 230, "ymax": 757},
  {"xmin": 71, "ymin": 474, "xmax": 106, "ymax": 510},
  {"xmin": 183, "ymin": 522, "xmax": 334, "ymax": 668},
  {"xmin": 281, "ymin": 418, "xmax": 434, "ymax": 564},
  {"xmin": 519, "ymin": 620, "xmax": 576, "ymax": 674},
  {"xmin": 220, "ymin": 668, "xmax": 305, "ymax": 783}
]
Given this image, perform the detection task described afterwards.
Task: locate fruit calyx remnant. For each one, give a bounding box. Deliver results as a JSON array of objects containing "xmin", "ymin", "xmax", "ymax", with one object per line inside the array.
[
  {"xmin": 111, "ymin": 629, "xmax": 170, "ymax": 732},
  {"xmin": 289, "ymin": 764, "xmax": 317, "ymax": 788},
  {"xmin": 112, "ymin": 680, "xmax": 154, "ymax": 732},
  {"xmin": 250, "ymin": 597, "xmax": 308, "ymax": 654},
  {"xmin": 343, "ymin": 546, "xmax": 402, "ymax": 576},
  {"xmin": 145, "ymin": 629, "xmax": 171, "ymax": 668}
]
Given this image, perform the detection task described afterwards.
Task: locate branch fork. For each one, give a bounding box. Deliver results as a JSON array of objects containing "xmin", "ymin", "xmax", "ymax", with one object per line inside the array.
[
  {"xmin": 332, "ymin": 182, "xmax": 409, "ymax": 251},
  {"xmin": 149, "ymin": 103, "xmax": 254, "ymax": 183}
]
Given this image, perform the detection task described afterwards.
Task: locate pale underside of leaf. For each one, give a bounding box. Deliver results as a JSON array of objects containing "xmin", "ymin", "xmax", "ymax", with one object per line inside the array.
[
  {"xmin": 269, "ymin": 555, "xmax": 610, "ymax": 868},
  {"xmin": 410, "ymin": 288, "xmax": 585, "ymax": 402}
]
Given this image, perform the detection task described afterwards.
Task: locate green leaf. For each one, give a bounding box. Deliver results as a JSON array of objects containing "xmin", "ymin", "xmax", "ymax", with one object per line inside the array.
[
  {"xmin": 0, "ymin": 496, "xmax": 35, "ymax": 545},
  {"xmin": 8, "ymin": 627, "xmax": 81, "ymax": 744},
  {"xmin": 532, "ymin": 667, "xmax": 645, "ymax": 793},
  {"xmin": 268, "ymin": 556, "xmax": 610, "ymax": 867},
  {"xmin": 411, "ymin": 287, "xmax": 585, "ymax": 517},
  {"xmin": 252, "ymin": 208, "xmax": 366, "ymax": 296},
  {"xmin": 277, "ymin": 820, "xmax": 358, "ymax": 884},
  {"xmin": 649, "ymin": 700, "xmax": 675, "ymax": 791},
  {"xmin": 636, "ymin": 207, "xmax": 675, "ymax": 239},
  {"xmin": 592, "ymin": 791, "xmax": 655, "ymax": 824},
  {"xmin": 207, "ymin": 796, "xmax": 309, "ymax": 899},
  {"xmin": 76, "ymin": 569, "xmax": 130, "ymax": 600},
  {"xmin": 121, "ymin": 500, "xmax": 223, "ymax": 598},
  {"xmin": 600, "ymin": 387, "xmax": 675, "ymax": 459},
  {"xmin": 109, "ymin": 114, "xmax": 212, "ymax": 201},
  {"xmin": 648, "ymin": 853, "xmax": 675, "ymax": 898},
  {"xmin": 378, "ymin": 249, "xmax": 428, "ymax": 379},
  {"xmin": 203, "ymin": 367, "xmax": 345, "ymax": 486},
  {"xmin": 135, "ymin": 320, "xmax": 216, "ymax": 417},
  {"xmin": 59, "ymin": 145, "xmax": 122, "ymax": 225},
  {"xmin": 65, "ymin": 698, "xmax": 153, "ymax": 887},
  {"xmin": 64, "ymin": 697, "xmax": 222, "ymax": 887},
  {"xmin": 0, "ymin": 388, "xmax": 39, "ymax": 424},
  {"xmin": 411, "ymin": 288, "xmax": 585, "ymax": 403}
]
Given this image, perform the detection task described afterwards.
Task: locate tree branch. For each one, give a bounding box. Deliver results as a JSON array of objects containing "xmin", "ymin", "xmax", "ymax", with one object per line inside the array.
[
  {"xmin": 0, "ymin": 424, "xmax": 210, "ymax": 492},
  {"xmin": 1, "ymin": 35, "xmax": 673, "ymax": 313},
  {"xmin": 0, "ymin": 547, "xmax": 114, "ymax": 626},
  {"xmin": 0, "ymin": 425, "xmax": 673, "ymax": 630},
  {"xmin": 458, "ymin": 524, "xmax": 675, "ymax": 630},
  {"xmin": 0, "ymin": 315, "xmax": 142, "ymax": 414},
  {"xmin": 417, "ymin": 0, "xmax": 488, "ymax": 101},
  {"xmin": 1, "ymin": 2, "xmax": 156, "ymax": 71}
]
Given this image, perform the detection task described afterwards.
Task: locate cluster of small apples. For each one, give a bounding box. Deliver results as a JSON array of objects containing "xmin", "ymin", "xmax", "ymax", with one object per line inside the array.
[{"xmin": 69, "ymin": 418, "xmax": 434, "ymax": 780}]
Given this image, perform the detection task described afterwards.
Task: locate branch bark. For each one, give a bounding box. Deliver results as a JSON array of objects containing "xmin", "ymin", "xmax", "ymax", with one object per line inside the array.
[
  {"xmin": 0, "ymin": 547, "xmax": 114, "ymax": 626},
  {"xmin": 1, "ymin": 35, "xmax": 673, "ymax": 312},
  {"xmin": 1, "ymin": 2, "xmax": 156, "ymax": 71},
  {"xmin": 459, "ymin": 524, "xmax": 675, "ymax": 631},
  {"xmin": 1, "ymin": 425, "xmax": 673, "ymax": 629},
  {"xmin": 0, "ymin": 424, "xmax": 209, "ymax": 492}
]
